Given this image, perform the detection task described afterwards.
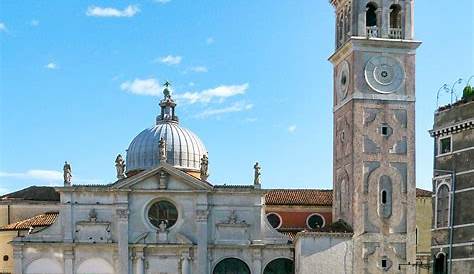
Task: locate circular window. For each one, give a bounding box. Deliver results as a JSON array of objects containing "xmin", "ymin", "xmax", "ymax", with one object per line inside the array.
[
  {"xmin": 306, "ymin": 213, "xmax": 325, "ymax": 229},
  {"xmin": 147, "ymin": 200, "xmax": 178, "ymax": 229},
  {"xmin": 266, "ymin": 213, "xmax": 282, "ymax": 229},
  {"xmin": 3, "ymin": 255, "xmax": 8, "ymax": 261}
]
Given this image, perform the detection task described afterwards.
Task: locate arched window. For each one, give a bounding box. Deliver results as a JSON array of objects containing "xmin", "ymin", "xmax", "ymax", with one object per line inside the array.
[
  {"xmin": 390, "ymin": 4, "xmax": 402, "ymax": 29},
  {"xmin": 344, "ymin": 6, "xmax": 351, "ymax": 37},
  {"xmin": 434, "ymin": 253, "xmax": 447, "ymax": 274},
  {"xmin": 366, "ymin": 3, "xmax": 378, "ymax": 27},
  {"xmin": 264, "ymin": 258, "xmax": 294, "ymax": 274},
  {"xmin": 436, "ymin": 184, "xmax": 450, "ymax": 228},
  {"xmin": 213, "ymin": 258, "xmax": 250, "ymax": 274},
  {"xmin": 381, "ymin": 190, "xmax": 387, "ymax": 204}
]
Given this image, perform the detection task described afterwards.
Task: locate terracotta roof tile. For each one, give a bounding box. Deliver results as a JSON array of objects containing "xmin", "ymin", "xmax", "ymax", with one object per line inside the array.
[
  {"xmin": 1, "ymin": 186, "xmax": 59, "ymax": 201},
  {"xmin": 416, "ymin": 188, "xmax": 432, "ymax": 197},
  {"xmin": 265, "ymin": 189, "xmax": 332, "ymax": 206},
  {"xmin": 266, "ymin": 188, "xmax": 431, "ymax": 206},
  {"xmin": 0, "ymin": 212, "xmax": 58, "ymax": 231}
]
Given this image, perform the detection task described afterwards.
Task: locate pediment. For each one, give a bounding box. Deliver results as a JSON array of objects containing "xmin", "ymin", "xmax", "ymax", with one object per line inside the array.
[{"xmin": 112, "ymin": 163, "xmax": 213, "ymax": 191}]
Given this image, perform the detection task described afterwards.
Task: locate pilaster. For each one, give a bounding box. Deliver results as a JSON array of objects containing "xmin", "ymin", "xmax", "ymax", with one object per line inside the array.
[
  {"xmin": 116, "ymin": 208, "xmax": 129, "ymax": 274},
  {"xmin": 196, "ymin": 209, "xmax": 209, "ymax": 274}
]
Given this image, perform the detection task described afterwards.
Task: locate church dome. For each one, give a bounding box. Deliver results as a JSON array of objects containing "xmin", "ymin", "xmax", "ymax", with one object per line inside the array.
[{"xmin": 126, "ymin": 83, "xmax": 207, "ymax": 173}]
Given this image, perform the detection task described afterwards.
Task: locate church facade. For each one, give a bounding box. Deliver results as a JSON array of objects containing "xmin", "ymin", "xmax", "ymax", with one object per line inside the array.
[{"xmin": 5, "ymin": 0, "xmax": 425, "ymax": 273}]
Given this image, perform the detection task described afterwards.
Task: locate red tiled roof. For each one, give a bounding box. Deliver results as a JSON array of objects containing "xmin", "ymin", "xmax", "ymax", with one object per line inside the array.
[
  {"xmin": 416, "ymin": 188, "xmax": 432, "ymax": 197},
  {"xmin": 266, "ymin": 188, "xmax": 432, "ymax": 206},
  {"xmin": 0, "ymin": 212, "xmax": 58, "ymax": 231},
  {"xmin": 265, "ymin": 189, "xmax": 333, "ymax": 206}
]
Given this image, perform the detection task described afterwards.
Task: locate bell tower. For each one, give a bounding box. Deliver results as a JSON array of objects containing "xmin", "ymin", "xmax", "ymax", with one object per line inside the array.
[{"xmin": 329, "ymin": 0, "xmax": 420, "ymax": 273}]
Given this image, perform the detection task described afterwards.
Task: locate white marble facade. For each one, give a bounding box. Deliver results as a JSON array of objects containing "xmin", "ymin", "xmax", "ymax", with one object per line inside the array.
[{"xmin": 12, "ymin": 163, "xmax": 292, "ymax": 274}]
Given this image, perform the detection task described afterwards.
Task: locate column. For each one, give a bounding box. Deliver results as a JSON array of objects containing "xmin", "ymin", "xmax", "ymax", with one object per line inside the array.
[
  {"xmin": 252, "ymin": 249, "xmax": 262, "ymax": 274},
  {"xmin": 196, "ymin": 209, "xmax": 209, "ymax": 274},
  {"xmin": 12, "ymin": 244, "xmax": 23, "ymax": 274},
  {"xmin": 63, "ymin": 248, "xmax": 74, "ymax": 274},
  {"xmin": 116, "ymin": 208, "xmax": 129, "ymax": 274},
  {"xmin": 133, "ymin": 247, "xmax": 144, "ymax": 274}
]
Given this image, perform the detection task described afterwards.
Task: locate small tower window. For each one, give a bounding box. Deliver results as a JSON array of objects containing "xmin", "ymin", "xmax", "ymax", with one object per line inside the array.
[
  {"xmin": 390, "ymin": 4, "xmax": 402, "ymax": 29},
  {"xmin": 434, "ymin": 253, "xmax": 447, "ymax": 274},
  {"xmin": 436, "ymin": 184, "xmax": 450, "ymax": 228},
  {"xmin": 438, "ymin": 136, "xmax": 452, "ymax": 155},
  {"xmin": 381, "ymin": 190, "xmax": 387, "ymax": 204},
  {"xmin": 3, "ymin": 255, "xmax": 8, "ymax": 261},
  {"xmin": 381, "ymin": 259, "xmax": 387, "ymax": 268},
  {"xmin": 366, "ymin": 3, "xmax": 378, "ymax": 27}
]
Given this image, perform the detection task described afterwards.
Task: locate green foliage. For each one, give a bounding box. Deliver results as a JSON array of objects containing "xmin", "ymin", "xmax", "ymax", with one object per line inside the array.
[{"xmin": 463, "ymin": 85, "xmax": 474, "ymax": 100}]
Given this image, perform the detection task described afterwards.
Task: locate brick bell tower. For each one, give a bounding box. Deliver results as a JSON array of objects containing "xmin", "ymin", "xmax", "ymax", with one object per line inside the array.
[{"xmin": 329, "ymin": 0, "xmax": 421, "ymax": 273}]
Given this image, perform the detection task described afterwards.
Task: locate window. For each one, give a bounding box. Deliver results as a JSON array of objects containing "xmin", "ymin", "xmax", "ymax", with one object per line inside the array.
[
  {"xmin": 213, "ymin": 258, "xmax": 250, "ymax": 274},
  {"xmin": 381, "ymin": 259, "xmax": 387, "ymax": 268},
  {"xmin": 389, "ymin": 4, "xmax": 402, "ymax": 29},
  {"xmin": 366, "ymin": 3, "xmax": 378, "ymax": 27},
  {"xmin": 436, "ymin": 184, "xmax": 450, "ymax": 228},
  {"xmin": 2, "ymin": 255, "xmax": 8, "ymax": 261},
  {"xmin": 266, "ymin": 213, "xmax": 282, "ymax": 229},
  {"xmin": 147, "ymin": 200, "xmax": 178, "ymax": 229},
  {"xmin": 380, "ymin": 124, "xmax": 391, "ymax": 137},
  {"xmin": 381, "ymin": 190, "xmax": 387, "ymax": 204},
  {"xmin": 434, "ymin": 253, "xmax": 447, "ymax": 274},
  {"xmin": 439, "ymin": 136, "xmax": 452, "ymax": 155},
  {"xmin": 306, "ymin": 213, "xmax": 325, "ymax": 229},
  {"xmin": 264, "ymin": 258, "xmax": 294, "ymax": 274}
]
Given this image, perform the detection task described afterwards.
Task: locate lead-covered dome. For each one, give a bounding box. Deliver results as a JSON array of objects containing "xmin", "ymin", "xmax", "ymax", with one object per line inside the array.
[{"xmin": 126, "ymin": 82, "xmax": 207, "ymax": 173}]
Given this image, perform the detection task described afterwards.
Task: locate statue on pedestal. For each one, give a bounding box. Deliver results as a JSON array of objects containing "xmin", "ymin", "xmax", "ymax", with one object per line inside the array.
[
  {"xmin": 253, "ymin": 162, "xmax": 261, "ymax": 186},
  {"xmin": 200, "ymin": 154, "xmax": 209, "ymax": 180},
  {"xmin": 159, "ymin": 138, "xmax": 167, "ymax": 162},
  {"xmin": 63, "ymin": 161, "xmax": 72, "ymax": 185},
  {"xmin": 115, "ymin": 154, "xmax": 126, "ymax": 179}
]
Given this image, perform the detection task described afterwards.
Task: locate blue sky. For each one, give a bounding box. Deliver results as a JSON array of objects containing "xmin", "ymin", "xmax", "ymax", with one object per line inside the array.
[{"xmin": 0, "ymin": 0, "xmax": 473, "ymax": 195}]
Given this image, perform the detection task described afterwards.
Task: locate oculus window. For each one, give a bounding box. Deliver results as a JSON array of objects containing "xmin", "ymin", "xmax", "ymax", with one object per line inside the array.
[
  {"xmin": 306, "ymin": 213, "xmax": 325, "ymax": 229},
  {"xmin": 147, "ymin": 200, "xmax": 178, "ymax": 229},
  {"xmin": 266, "ymin": 213, "xmax": 282, "ymax": 229}
]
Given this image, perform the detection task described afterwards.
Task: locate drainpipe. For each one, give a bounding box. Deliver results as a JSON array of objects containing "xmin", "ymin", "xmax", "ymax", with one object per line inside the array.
[{"xmin": 448, "ymin": 170, "xmax": 456, "ymax": 274}]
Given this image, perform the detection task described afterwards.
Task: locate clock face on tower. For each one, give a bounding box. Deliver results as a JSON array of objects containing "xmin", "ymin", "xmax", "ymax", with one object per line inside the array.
[
  {"xmin": 364, "ymin": 56, "xmax": 405, "ymax": 94},
  {"xmin": 336, "ymin": 60, "xmax": 350, "ymax": 101}
]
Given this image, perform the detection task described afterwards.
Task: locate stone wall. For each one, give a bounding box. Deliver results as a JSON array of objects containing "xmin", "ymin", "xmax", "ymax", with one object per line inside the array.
[{"xmin": 294, "ymin": 232, "xmax": 353, "ymax": 274}]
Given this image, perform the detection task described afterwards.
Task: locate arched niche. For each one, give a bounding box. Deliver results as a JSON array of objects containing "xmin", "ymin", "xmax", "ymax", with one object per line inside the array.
[
  {"xmin": 25, "ymin": 258, "xmax": 63, "ymax": 274},
  {"xmin": 77, "ymin": 258, "xmax": 114, "ymax": 274}
]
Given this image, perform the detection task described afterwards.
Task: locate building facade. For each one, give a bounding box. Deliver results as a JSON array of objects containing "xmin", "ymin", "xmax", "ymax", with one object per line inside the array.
[
  {"xmin": 429, "ymin": 98, "xmax": 474, "ymax": 273},
  {"xmin": 329, "ymin": 0, "xmax": 420, "ymax": 273}
]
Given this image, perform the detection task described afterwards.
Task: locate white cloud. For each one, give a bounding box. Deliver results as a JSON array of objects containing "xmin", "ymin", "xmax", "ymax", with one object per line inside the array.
[
  {"xmin": 31, "ymin": 20, "xmax": 39, "ymax": 27},
  {"xmin": 44, "ymin": 62, "xmax": 58, "ymax": 70},
  {"xmin": 120, "ymin": 78, "xmax": 161, "ymax": 96},
  {"xmin": 177, "ymin": 83, "xmax": 249, "ymax": 104},
  {"xmin": 157, "ymin": 55, "xmax": 182, "ymax": 65},
  {"xmin": 154, "ymin": 0, "xmax": 171, "ymax": 3},
  {"xmin": 206, "ymin": 37, "xmax": 214, "ymax": 45},
  {"xmin": 86, "ymin": 5, "xmax": 140, "ymax": 17},
  {"xmin": 0, "ymin": 169, "xmax": 103, "ymax": 185},
  {"xmin": 0, "ymin": 22, "xmax": 7, "ymax": 32},
  {"xmin": 188, "ymin": 66, "xmax": 208, "ymax": 73},
  {"xmin": 288, "ymin": 125, "xmax": 297, "ymax": 133},
  {"xmin": 196, "ymin": 101, "xmax": 253, "ymax": 118}
]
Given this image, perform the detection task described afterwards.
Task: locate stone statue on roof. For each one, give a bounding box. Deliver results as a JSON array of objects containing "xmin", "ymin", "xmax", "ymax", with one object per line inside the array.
[
  {"xmin": 63, "ymin": 161, "xmax": 72, "ymax": 186},
  {"xmin": 159, "ymin": 138, "xmax": 167, "ymax": 162},
  {"xmin": 253, "ymin": 162, "xmax": 261, "ymax": 186},
  {"xmin": 200, "ymin": 154, "xmax": 209, "ymax": 180},
  {"xmin": 115, "ymin": 154, "xmax": 126, "ymax": 179},
  {"xmin": 163, "ymin": 81, "xmax": 171, "ymax": 99}
]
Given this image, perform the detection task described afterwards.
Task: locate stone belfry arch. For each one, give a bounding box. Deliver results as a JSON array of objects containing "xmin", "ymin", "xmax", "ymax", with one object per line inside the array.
[{"xmin": 329, "ymin": 0, "xmax": 420, "ymax": 273}]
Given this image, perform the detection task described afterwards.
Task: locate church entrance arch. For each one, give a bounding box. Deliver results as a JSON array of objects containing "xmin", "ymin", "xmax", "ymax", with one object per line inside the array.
[
  {"xmin": 213, "ymin": 258, "xmax": 250, "ymax": 274},
  {"xmin": 77, "ymin": 258, "xmax": 114, "ymax": 274},
  {"xmin": 25, "ymin": 258, "xmax": 63, "ymax": 274},
  {"xmin": 263, "ymin": 258, "xmax": 294, "ymax": 274}
]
